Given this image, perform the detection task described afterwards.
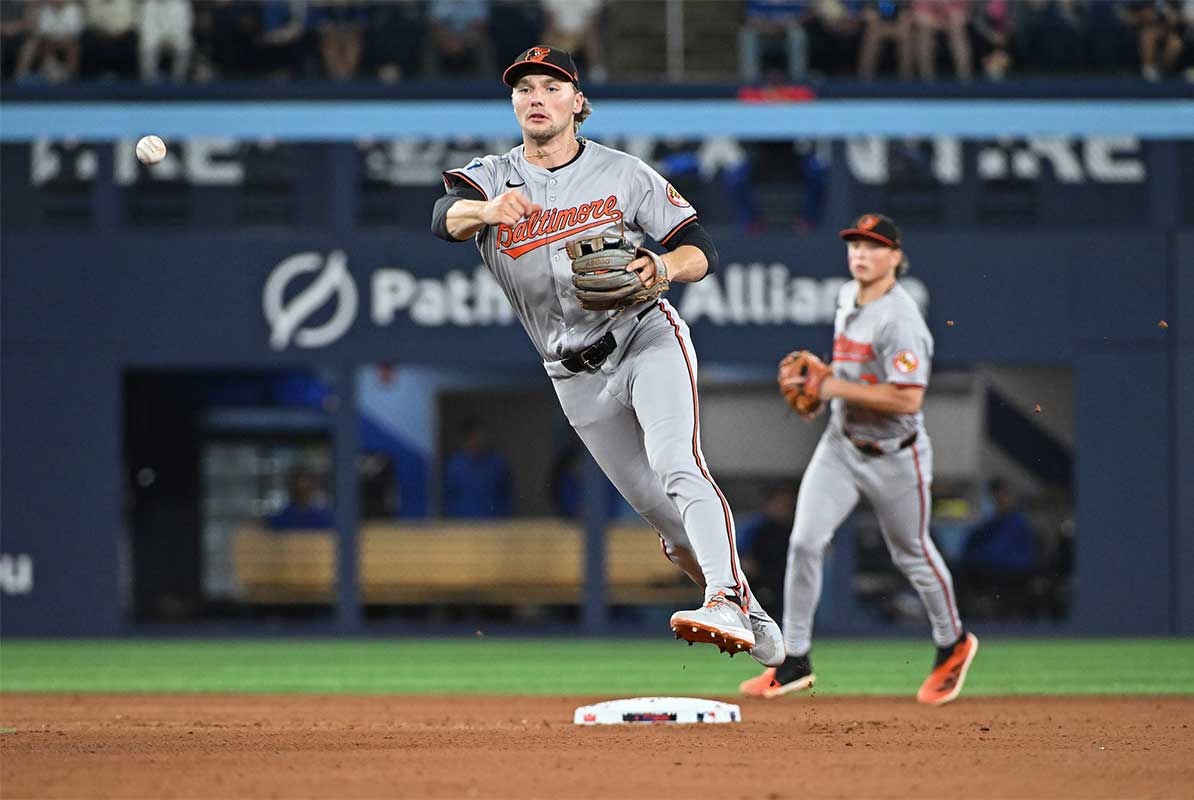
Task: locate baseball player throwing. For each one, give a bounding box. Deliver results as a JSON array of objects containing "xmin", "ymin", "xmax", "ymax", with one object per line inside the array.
[
  {"xmin": 430, "ymin": 47, "xmax": 783, "ymax": 666},
  {"xmin": 740, "ymin": 214, "xmax": 978, "ymax": 704}
]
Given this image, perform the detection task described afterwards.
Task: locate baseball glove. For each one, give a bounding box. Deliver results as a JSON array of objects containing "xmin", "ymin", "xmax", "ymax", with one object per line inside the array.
[
  {"xmin": 778, "ymin": 350, "xmax": 831, "ymax": 416},
  {"xmin": 566, "ymin": 235, "xmax": 670, "ymax": 312}
]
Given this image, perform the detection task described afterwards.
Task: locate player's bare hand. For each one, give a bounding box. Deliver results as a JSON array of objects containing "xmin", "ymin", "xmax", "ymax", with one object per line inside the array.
[
  {"xmin": 628, "ymin": 254, "xmax": 657, "ymax": 288},
  {"xmin": 777, "ymin": 371, "xmax": 805, "ymax": 393},
  {"xmin": 481, "ymin": 190, "xmax": 540, "ymax": 227}
]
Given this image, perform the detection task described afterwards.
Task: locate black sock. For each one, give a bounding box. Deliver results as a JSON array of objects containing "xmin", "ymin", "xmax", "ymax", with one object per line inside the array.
[
  {"xmin": 776, "ymin": 652, "xmax": 812, "ymax": 683},
  {"xmin": 933, "ymin": 632, "xmax": 968, "ymax": 667}
]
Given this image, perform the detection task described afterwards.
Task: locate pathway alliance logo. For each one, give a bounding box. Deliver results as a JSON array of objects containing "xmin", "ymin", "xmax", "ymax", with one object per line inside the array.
[
  {"xmin": 263, "ymin": 250, "xmax": 359, "ymax": 350},
  {"xmin": 261, "ymin": 251, "xmax": 929, "ymax": 349}
]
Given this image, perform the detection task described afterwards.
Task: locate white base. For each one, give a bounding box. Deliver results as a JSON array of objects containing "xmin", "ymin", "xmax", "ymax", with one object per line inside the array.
[{"xmin": 573, "ymin": 696, "xmax": 742, "ymax": 725}]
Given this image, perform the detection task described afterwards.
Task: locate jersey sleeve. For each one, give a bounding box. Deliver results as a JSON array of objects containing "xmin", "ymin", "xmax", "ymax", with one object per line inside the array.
[
  {"xmin": 876, "ymin": 315, "xmax": 933, "ymax": 387},
  {"xmin": 629, "ymin": 160, "xmax": 699, "ymax": 247},
  {"xmin": 442, "ymin": 155, "xmax": 500, "ymax": 201}
]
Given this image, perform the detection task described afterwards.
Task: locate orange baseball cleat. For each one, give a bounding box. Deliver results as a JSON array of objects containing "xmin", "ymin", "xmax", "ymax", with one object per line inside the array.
[
  {"xmin": 738, "ymin": 668, "xmax": 778, "ymax": 697},
  {"xmin": 739, "ymin": 655, "xmax": 816, "ymax": 699},
  {"xmin": 917, "ymin": 632, "xmax": 979, "ymax": 706}
]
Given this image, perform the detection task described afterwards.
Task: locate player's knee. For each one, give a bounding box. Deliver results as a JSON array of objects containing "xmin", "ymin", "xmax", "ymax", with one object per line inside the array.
[
  {"xmin": 889, "ymin": 548, "xmax": 919, "ymax": 571},
  {"xmin": 892, "ymin": 550, "xmax": 948, "ymax": 585},
  {"xmin": 652, "ymin": 462, "xmax": 705, "ymax": 501}
]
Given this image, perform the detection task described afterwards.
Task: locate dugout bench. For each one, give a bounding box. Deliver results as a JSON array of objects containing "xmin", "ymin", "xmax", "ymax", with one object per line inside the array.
[{"xmin": 233, "ymin": 521, "xmax": 694, "ymax": 605}]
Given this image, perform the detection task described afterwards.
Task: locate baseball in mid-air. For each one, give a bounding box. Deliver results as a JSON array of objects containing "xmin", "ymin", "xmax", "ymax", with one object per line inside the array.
[{"xmin": 135, "ymin": 135, "xmax": 167, "ymax": 165}]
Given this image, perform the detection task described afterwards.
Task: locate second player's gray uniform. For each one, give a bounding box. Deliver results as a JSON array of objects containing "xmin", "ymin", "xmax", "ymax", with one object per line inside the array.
[
  {"xmin": 443, "ymin": 139, "xmax": 753, "ymax": 606},
  {"xmin": 782, "ymin": 280, "xmax": 963, "ymax": 655}
]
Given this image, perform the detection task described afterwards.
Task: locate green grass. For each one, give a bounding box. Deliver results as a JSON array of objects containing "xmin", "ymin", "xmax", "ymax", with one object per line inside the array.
[{"xmin": 1, "ymin": 638, "xmax": 1191, "ymax": 696}]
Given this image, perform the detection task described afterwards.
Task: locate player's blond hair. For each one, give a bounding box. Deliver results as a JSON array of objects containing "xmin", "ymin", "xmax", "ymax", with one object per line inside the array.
[{"xmin": 575, "ymin": 95, "xmax": 592, "ymax": 130}]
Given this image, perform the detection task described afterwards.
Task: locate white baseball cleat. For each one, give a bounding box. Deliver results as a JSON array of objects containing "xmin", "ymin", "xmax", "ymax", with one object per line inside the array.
[
  {"xmin": 670, "ymin": 592, "xmax": 755, "ymax": 657},
  {"xmin": 746, "ymin": 604, "xmax": 785, "ymax": 668}
]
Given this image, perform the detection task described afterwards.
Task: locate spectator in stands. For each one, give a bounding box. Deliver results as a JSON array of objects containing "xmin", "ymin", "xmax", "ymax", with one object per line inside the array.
[
  {"xmin": 362, "ymin": 0, "xmax": 425, "ymax": 82},
  {"xmin": 857, "ymin": 0, "xmax": 913, "ymax": 79},
  {"xmin": 540, "ymin": 0, "xmax": 606, "ymax": 82},
  {"xmin": 139, "ymin": 0, "xmax": 192, "ymax": 82},
  {"xmin": 735, "ymin": 484, "xmax": 798, "ymax": 618},
  {"xmin": 957, "ymin": 477, "xmax": 1038, "ymax": 617},
  {"xmin": 1013, "ymin": 0, "xmax": 1084, "ymax": 74},
  {"xmin": 193, "ymin": 0, "xmax": 261, "ymax": 81},
  {"xmin": 911, "ymin": 0, "xmax": 972, "ymax": 79},
  {"xmin": 805, "ymin": 0, "xmax": 862, "ymax": 77},
  {"xmin": 427, "ymin": 0, "xmax": 494, "ymax": 77},
  {"xmin": 548, "ymin": 436, "xmax": 632, "ymax": 519},
  {"xmin": 81, "ymin": 0, "xmax": 137, "ymax": 80},
  {"xmin": 15, "ymin": 0, "xmax": 84, "ymax": 83},
  {"xmin": 1081, "ymin": 0, "xmax": 1138, "ymax": 73},
  {"xmin": 258, "ymin": 0, "xmax": 311, "ymax": 79},
  {"xmin": 1122, "ymin": 0, "xmax": 1185, "ymax": 80},
  {"xmin": 1, "ymin": 1, "xmax": 36, "ymax": 80},
  {"xmin": 442, "ymin": 419, "xmax": 513, "ymax": 518},
  {"xmin": 739, "ymin": 0, "xmax": 812, "ymax": 83},
  {"xmin": 267, "ymin": 465, "xmax": 335, "ymax": 530},
  {"xmin": 969, "ymin": 0, "xmax": 1012, "ymax": 80},
  {"xmin": 311, "ymin": 0, "xmax": 365, "ymax": 80},
  {"xmin": 1180, "ymin": 0, "xmax": 1194, "ymax": 79}
]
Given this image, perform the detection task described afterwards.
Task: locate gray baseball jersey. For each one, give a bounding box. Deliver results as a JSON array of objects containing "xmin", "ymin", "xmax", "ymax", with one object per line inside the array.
[
  {"xmin": 443, "ymin": 139, "xmax": 698, "ymax": 361},
  {"xmin": 828, "ymin": 280, "xmax": 932, "ymax": 441},
  {"xmin": 442, "ymin": 139, "xmax": 758, "ymax": 611},
  {"xmin": 780, "ymin": 278, "xmax": 963, "ymax": 656}
]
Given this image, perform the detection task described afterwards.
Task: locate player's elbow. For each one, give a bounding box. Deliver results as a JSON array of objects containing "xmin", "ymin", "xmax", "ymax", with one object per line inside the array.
[
  {"xmin": 896, "ymin": 387, "xmax": 925, "ymax": 414},
  {"xmin": 431, "ymin": 196, "xmax": 465, "ymax": 242},
  {"xmin": 689, "ymin": 242, "xmax": 716, "ymax": 281}
]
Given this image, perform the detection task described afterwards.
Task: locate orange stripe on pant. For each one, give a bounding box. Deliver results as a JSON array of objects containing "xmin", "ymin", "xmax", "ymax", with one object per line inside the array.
[
  {"xmin": 656, "ymin": 301, "xmax": 748, "ymax": 607},
  {"xmin": 912, "ymin": 445, "xmax": 961, "ymax": 638}
]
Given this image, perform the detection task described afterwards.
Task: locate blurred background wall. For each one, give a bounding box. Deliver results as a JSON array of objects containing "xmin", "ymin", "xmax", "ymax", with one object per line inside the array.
[{"xmin": 1, "ymin": 0, "xmax": 1191, "ymax": 638}]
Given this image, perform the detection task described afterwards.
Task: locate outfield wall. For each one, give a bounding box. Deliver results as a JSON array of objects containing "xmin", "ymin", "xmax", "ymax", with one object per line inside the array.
[{"xmin": 1, "ymin": 226, "xmax": 1188, "ymax": 635}]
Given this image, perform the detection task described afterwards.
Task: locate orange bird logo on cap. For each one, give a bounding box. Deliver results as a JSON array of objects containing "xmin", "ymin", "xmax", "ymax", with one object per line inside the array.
[
  {"xmin": 525, "ymin": 47, "xmax": 551, "ymax": 61},
  {"xmin": 858, "ymin": 215, "xmax": 879, "ymax": 230}
]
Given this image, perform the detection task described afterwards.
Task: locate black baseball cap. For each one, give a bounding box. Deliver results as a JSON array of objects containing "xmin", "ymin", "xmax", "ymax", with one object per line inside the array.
[
  {"xmin": 502, "ymin": 46, "xmax": 581, "ymax": 88},
  {"xmin": 839, "ymin": 213, "xmax": 901, "ymax": 248}
]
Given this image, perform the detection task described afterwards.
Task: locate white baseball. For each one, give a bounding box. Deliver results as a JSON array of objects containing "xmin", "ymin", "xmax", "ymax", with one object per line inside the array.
[{"xmin": 135, "ymin": 135, "xmax": 167, "ymax": 165}]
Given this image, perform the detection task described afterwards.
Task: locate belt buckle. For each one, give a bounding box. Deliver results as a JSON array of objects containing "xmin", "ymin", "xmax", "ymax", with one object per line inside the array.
[
  {"xmin": 853, "ymin": 438, "xmax": 883, "ymax": 456},
  {"xmin": 579, "ymin": 349, "xmax": 602, "ymax": 370}
]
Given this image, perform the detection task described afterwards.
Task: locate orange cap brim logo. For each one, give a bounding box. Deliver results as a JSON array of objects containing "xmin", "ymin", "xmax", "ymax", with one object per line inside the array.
[{"xmin": 858, "ymin": 214, "xmax": 879, "ymax": 230}]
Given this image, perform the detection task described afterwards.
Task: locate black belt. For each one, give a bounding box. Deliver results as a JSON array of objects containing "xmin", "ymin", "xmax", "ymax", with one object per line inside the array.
[
  {"xmin": 845, "ymin": 428, "xmax": 918, "ymax": 457},
  {"xmin": 561, "ymin": 304, "xmax": 657, "ymax": 373},
  {"xmin": 562, "ymin": 331, "xmax": 617, "ymax": 372}
]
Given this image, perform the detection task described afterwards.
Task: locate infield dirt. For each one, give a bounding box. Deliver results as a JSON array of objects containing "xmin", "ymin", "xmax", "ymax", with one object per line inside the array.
[{"xmin": 2, "ymin": 694, "xmax": 1191, "ymax": 798}]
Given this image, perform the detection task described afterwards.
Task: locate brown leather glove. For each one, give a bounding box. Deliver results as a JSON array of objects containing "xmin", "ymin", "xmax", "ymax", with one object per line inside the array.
[
  {"xmin": 778, "ymin": 350, "xmax": 831, "ymax": 416},
  {"xmin": 567, "ymin": 235, "xmax": 670, "ymax": 312}
]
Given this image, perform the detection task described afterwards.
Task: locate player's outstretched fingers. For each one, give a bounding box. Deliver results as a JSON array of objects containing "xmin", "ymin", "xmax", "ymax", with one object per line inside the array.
[
  {"xmin": 628, "ymin": 255, "xmax": 655, "ymax": 288},
  {"xmin": 778, "ymin": 374, "xmax": 806, "ymax": 392}
]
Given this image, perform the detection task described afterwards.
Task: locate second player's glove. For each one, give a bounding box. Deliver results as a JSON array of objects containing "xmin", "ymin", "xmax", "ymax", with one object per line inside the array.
[
  {"xmin": 778, "ymin": 350, "xmax": 831, "ymax": 416},
  {"xmin": 566, "ymin": 235, "xmax": 670, "ymax": 312}
]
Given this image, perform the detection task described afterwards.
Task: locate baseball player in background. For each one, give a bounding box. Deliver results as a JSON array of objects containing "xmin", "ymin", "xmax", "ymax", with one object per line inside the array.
[
  {"xmin": 430, "ymin": 47, "xmax": 784, "ymax": 666},
  {"xmin": 740, "ymin": 214, "xmax": 979, "ymax": 705}
]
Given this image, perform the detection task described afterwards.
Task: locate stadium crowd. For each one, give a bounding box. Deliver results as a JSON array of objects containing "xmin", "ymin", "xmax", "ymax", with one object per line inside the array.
[{"xmin": 2, "ymin": 0, "xmax": 1193, "ymax": 84}]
